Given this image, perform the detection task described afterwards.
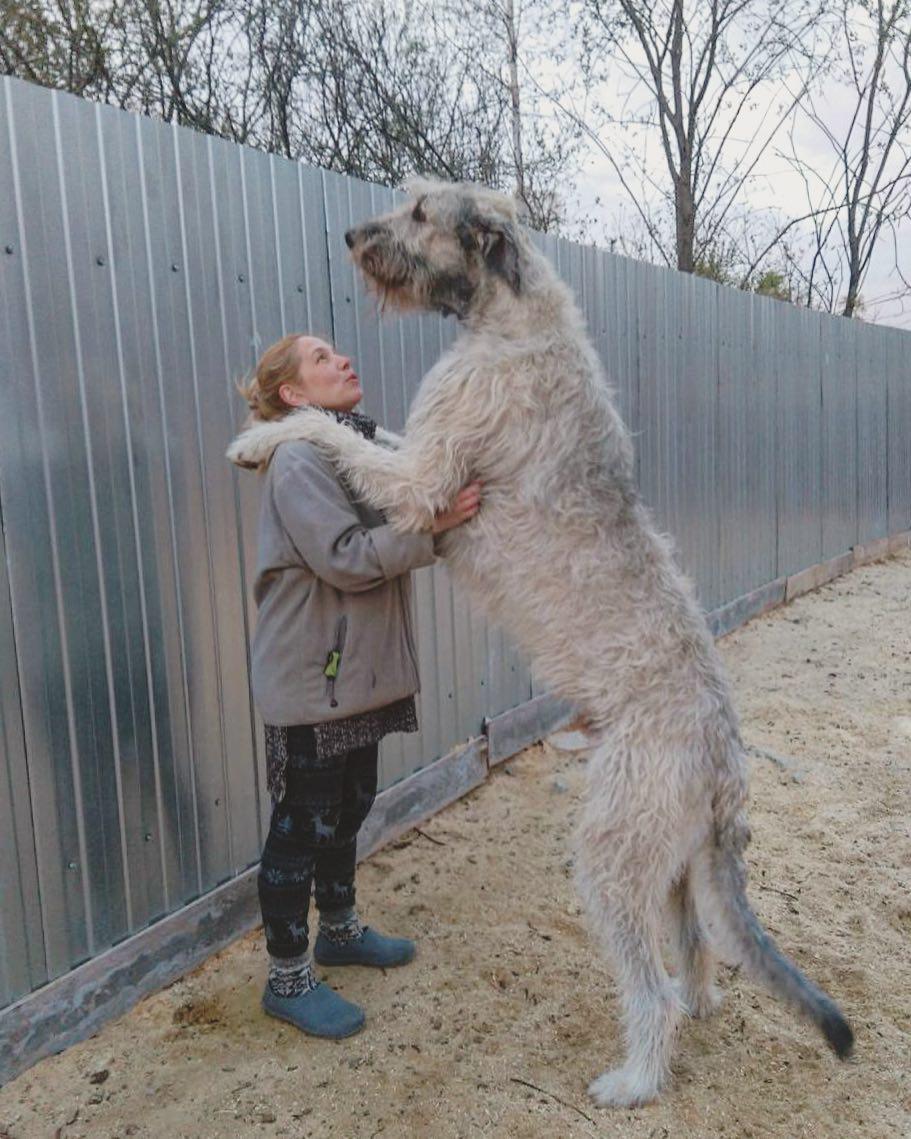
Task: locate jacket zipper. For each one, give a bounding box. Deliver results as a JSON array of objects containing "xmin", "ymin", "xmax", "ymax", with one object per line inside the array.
[
  {"xmin": 324, "ymin": 615, "xmax": 348, "ymax": 708},
  {"xmin": 401, "ymin": 581, "xmax": 418, "ymax": 675}
]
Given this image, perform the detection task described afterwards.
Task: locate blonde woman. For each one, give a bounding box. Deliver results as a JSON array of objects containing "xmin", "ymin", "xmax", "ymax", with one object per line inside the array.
[{"xmin": 232, "ymin": 333, "xmax": 480, "ymax": 1038}]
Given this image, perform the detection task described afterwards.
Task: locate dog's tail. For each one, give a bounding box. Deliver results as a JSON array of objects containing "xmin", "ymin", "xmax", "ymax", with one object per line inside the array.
[{"xmin": 706, "ymin": 792, "xmax": 854, "ymax": 1060}]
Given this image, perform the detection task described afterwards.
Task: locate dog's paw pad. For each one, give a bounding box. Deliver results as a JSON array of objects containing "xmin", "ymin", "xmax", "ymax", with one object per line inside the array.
[{"xmin": 588, "ymin": 1068, "xmax": 661, "ymax": 1108}]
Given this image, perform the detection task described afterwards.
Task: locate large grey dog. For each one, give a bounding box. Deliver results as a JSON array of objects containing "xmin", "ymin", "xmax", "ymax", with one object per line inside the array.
[{"xmin": 228, "ymin": 179, "xmax": 853, "ymax": 1106}]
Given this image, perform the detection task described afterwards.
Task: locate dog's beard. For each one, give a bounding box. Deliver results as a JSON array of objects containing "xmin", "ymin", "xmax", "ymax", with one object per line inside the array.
[
  {"xmin": 351, "ymin": 242, "xmax": 440, "ymax": 315},
  {"xmin": 367, "ymin": 275, "xmax": 425, "ymax": 315},
  {"xmin": 354, "ymin": 260, "xmax": 427, "ymax": 315}
]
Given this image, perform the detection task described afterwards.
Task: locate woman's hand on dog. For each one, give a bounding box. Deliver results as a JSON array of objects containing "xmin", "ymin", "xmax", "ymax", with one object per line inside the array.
[{"xmin": 432, "ymin": 481, "xmax": 482, "ymax": 534}]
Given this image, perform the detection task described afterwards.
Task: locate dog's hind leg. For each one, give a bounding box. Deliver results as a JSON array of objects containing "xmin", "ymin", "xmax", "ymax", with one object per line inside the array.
[
  {"xmin": 668, "ymin": 864, "xmax": 722, "ymax": 1019},
  {"xmin": 578, "ymin": 851, "xmax": 686, "ymax": 1108},
  {"xmin": 587, "ymin": 893, "xmax": 685, "ymax": 1107}
]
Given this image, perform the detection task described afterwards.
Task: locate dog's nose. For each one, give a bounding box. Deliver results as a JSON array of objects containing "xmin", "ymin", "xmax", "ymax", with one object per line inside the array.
[{"xmin": 346, "ymin": 223, "xmax": 383, "ymax": 249}]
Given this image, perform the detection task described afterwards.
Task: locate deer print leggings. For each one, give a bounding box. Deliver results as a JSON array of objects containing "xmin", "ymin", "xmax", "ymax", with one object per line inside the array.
[{"xmin": 257, "ymin": 725, "xmax": 379, "ymax": 959}]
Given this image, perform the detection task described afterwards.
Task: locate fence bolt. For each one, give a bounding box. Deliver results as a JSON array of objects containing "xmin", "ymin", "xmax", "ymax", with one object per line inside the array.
[
  {"xmin": 171, "ymin": 263, "xmax": 179, "ymax": 273},
  {"xmin": 96, "ymin": 255, "xmax": 106, "ymax": 267},
  {"xmin": 296, "ymin": 284, "xmax": 304, "ymax": 293},
  {"xmin": 238, "ymin": 273, "xmax": 246, "ymax": 283},
  {"xmin": 67, "ymin": 861, "xmax": 78, "ymax": 871},
  {"xmin": 4, "ymin": 244, "xmax": 13, "ymax": 255},
  {"xmin": 144, "ymin": 833, "xmax": 152, "ymax": 842}
]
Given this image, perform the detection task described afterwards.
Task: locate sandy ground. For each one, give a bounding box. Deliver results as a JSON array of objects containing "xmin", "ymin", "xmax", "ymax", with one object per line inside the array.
[{"xmin": 1, "ymin": 551, "xmax": 909, "ymax": 1139}]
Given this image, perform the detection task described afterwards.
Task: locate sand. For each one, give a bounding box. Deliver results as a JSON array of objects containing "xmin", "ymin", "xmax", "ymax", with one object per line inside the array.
[{"xmin": 1, "ymin": 551, "xmax": 908, "ymax": 1139}]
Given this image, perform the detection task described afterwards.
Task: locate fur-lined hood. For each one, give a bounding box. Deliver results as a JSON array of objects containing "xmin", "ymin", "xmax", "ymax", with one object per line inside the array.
[{"xmin": 226, "ymin": 407, "xmax": 385, "ymax": 471}]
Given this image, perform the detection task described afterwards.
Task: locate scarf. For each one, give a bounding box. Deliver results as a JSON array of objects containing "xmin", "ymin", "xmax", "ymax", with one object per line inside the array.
[{"xmin": 330, "ymin": 408, "xmax": 377, "ymax": 440}]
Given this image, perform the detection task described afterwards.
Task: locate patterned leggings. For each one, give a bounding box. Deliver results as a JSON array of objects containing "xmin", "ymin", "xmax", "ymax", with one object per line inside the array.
[{"xmin": 257, "ymin": 726, "xmax": 378, "ymax": 959}]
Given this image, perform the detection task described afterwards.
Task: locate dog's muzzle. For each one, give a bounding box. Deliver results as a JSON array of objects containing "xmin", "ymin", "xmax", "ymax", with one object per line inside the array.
[{"xmin": 345, "ymin": 222, "xmax": 383, "ymax": 250}]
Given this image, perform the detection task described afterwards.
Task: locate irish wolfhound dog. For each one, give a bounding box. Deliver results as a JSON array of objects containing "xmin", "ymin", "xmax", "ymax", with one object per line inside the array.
[{"xmin": 228, "ymin": 180, "xmax": 853, "ymax": 1105}]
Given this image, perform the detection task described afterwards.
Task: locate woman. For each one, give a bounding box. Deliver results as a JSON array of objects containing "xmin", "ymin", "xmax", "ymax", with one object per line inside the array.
[{"xmin": 231, "ymin": 333, "xmax": 480, "ymax": 1040}]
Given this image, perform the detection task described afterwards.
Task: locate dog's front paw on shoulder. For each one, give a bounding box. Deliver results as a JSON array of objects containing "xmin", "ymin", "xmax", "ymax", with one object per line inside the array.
[
  {"xmin": 588, "ymin": 1067, "xmax": 663, "ymax": 1109},
  {"xmin": 226, "ymin": 438, "xmax": 259, "ymax": 469}
]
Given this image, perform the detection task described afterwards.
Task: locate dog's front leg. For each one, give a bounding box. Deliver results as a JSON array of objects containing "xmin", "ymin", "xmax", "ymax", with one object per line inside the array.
[
  {"xmin": 228, "ymin": 409, "xmax": 465, "ymax": 532},
  {"xmin": 314, "ymin": 423, "xmax": 441, "ymax": 532},
  {"xmin": 374, "ymin": 426, "xmax": 403, "ymax": 451}
]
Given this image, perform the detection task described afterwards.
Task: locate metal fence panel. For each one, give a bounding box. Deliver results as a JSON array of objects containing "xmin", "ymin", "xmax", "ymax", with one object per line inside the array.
[
  {"xmin": 635, "ymin": 261, "xmax": 673, "ymax": 535},
  {"xmin": 3, "ymin": 80, "xmax": 101, "ymax": 981},
  {"xmin": 717, "ymin": 289, "xmax": 778, "ymax": 601},
  {"xmin": 126, "ymin": 110, "xmax": 199, "ymax": 911},
  {"xmin": 0, "ymin": 79, "xmax": 50, "ymax": 1002},
  {"xmin": 147, "ymin": 119, "xmax": 234, "ymax": 899},
  {"xmin": 676, "ymin": 271, "xmax": 721, "ymax": 610},
  {"xmin": 93, "ymin": 99, "xmax": 164, "ymax": 936},
  {"xmin": 820, "ymin": 316, "xmax": 858, "ymax": 557},
  {"xmin": 629, "ymin": 264, "xmax": 721, "ymax": 606},
  {"xmin": 185, "ymin": 127, "xmax": 262, "ymax": 875},
  {"xmin": 0, "ymin": 491, "xmax": 42, "ymax": 1007},
  {"xmin": 855, "ymin": 321, "xmax": 889, "ymax": 544},
  {"xmin": 602, "ymin": 252, "xmax": 640, "ymax": 457},
  {"xmin": 776, "ymin": 303, "xmax": 823, "ymax": 576},
  {"xmin": 749, "ymin": 296, "xmax": 781, "ymax": 592},
  {"xmin": 887, "ymin": 328, "xmax": 911, "ymax": 536},
  {"xmin": 66, "ymin": 96, "xmax": 160, "ymax": 944}
]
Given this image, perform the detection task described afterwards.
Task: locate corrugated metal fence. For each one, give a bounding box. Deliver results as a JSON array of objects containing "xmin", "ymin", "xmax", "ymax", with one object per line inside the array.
[{"xmin": 1, "ymin": 76, "xmax": 909, "ymax": 1018}]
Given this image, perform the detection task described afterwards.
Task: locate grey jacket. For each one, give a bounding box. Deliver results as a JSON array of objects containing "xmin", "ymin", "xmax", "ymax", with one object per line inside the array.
[{"xmin": 250, "ymin": 439, "xmax": 436, "ymax": 726}]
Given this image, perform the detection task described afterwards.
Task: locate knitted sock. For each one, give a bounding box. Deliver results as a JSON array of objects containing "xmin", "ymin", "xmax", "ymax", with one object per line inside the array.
[
  {"xmin": 319, "ymin": 905, "xmax": 365, "ymax": 945},
  {"xmin": 268, "ymin": 952, "xmax": 318, "ymax": 999}
]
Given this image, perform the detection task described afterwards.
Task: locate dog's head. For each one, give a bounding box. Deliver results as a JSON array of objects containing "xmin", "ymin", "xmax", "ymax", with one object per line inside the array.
[{"xmin": 345, "ymin": 179, "xmax": 525, "ymax": 319}]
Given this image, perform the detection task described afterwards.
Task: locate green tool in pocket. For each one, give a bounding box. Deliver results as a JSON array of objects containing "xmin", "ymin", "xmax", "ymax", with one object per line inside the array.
[{"xmin": 324, "ymin": 650, "xmax": 341, "ymax": 679}]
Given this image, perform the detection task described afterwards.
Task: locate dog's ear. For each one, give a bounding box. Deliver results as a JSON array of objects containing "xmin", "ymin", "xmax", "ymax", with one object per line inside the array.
[{"xmin": 456, "ymin": 210, "xmax": 522, "ymax": 293}]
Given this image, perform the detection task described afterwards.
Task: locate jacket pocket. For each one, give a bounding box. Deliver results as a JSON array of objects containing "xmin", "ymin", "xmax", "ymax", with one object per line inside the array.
[{"xmin": 324, "ymin": 614, "xmax": 348, "ymax": 708}]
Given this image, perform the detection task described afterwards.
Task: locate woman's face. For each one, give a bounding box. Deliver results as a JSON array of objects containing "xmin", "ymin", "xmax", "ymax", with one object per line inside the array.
[{"xmin": 280, "ymin": 336, "xmax": 362, "ymax": 412}]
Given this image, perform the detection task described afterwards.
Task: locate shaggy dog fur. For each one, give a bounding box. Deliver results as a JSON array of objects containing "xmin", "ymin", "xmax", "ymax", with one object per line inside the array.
[{"xmin": 227, "ymin": 179, "xmax": 853, "ymax": 1106}]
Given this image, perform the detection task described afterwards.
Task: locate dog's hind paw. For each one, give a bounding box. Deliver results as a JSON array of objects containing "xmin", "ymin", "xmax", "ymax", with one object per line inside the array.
[
  {"xmin": 588, "ymin": 1067, "xmax": 663, "ymax": 1108},
  {"xmin": 683, "ymin": 982, "xmax": 724, "ymax": 1019}
]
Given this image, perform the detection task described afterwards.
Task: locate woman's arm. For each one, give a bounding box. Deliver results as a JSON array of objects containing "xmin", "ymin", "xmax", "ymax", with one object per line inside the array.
[{"xmin": 272, "ymin": 444, "xmax": 436, "ymax": 591}]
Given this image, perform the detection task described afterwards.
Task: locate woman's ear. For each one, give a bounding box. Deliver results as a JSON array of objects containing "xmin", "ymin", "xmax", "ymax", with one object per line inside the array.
[{"xmin": 279, "ymin": 382, "xmax": 308, "ymax": 408}]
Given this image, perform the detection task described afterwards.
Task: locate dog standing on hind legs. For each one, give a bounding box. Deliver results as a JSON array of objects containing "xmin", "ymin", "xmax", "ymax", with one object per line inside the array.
[{"xmin": 227, "ymin": 178, "xmax": 854, "ymax": 1106}]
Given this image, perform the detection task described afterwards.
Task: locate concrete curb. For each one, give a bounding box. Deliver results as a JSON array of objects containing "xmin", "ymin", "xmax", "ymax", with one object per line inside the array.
[{"xmin": 709, "ymin": 531, "xmax": 910, "ymax": 637}]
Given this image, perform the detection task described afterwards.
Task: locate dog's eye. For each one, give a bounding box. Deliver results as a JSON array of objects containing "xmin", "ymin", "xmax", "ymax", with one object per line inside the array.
[{"xmin": 412, "ymin": 198, "xmax": 427, "ymax": 223}]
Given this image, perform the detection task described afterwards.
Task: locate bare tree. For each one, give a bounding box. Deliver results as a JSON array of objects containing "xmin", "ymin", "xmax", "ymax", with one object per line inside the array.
[
  {"xmin": 430, "ymin": 0, "xmax": 582, "ymax": 230},
  {"xmin": 504, "ymin": 0, "xmax": 528, "ymax": 206},
  {"xmin": 572, "ymin": 0, "xmax": 833, "ymax": 273},
  {"xmin": 785, "ymin": 0, "xmax": 911, "ymax": 316},
  {"xmin": 1, "ymin": 0, "xmax": 576, "ymax": 227},
  {"xmin": 0, "ymin": 0, "xmax": 117, "ymax": 95},
  {"xmin": 299, "ymin": 0, "xmax": 512, "ymax": 187}
]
